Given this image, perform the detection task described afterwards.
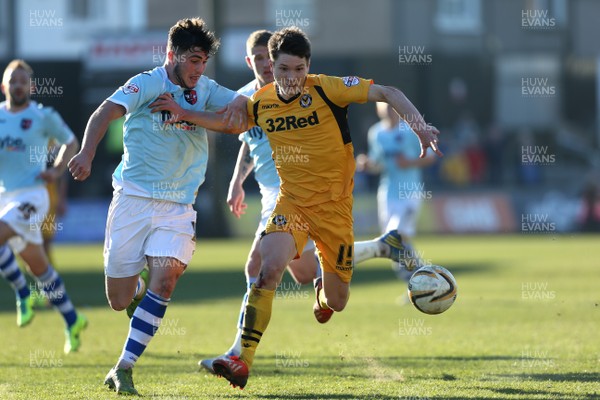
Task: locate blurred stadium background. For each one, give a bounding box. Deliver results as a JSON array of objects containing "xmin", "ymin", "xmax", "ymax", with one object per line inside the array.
[{"xmin": 1, "ymin": 0, "xmax": 599, "ymax": 240}]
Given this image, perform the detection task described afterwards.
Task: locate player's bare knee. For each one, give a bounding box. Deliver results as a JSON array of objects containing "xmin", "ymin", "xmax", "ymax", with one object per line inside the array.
[
  {"xmin": 258, "ymin": 254, "xmax": 287, "ymax": 283},
  {"xmin": 256, "ymin": 268, "xmax": 278, "ymax": 285},
  {"xmin": 256, "ymin": 265, "xmax": 284, "ymax": 288},
  {"xmin": 325, "ymin": 292, "xmax": 348, "ymax": 312},
  {"xmin": 290, "ymin": 269, "xmax": 313, "ymax": 285},
  {"xmin": 107, "ymin": 296, "xmax": 130, "ymax": 311},
  {"xmin": 327, "ymin": 298, "xmax": 347, "ymax": 312},
  {"xmin": 246, "ymin": 254, "xmax": 261, "ymax": 277}
]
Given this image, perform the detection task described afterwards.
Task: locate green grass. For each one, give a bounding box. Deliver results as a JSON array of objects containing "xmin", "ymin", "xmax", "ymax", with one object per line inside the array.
[{"xmin": 0, "ymin": 235, "xmax": 599, "ymax": 399}]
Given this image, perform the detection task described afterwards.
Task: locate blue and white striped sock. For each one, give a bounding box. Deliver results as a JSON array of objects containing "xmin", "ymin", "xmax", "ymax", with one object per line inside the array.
[
  {"xmin": 37, "ymin": 265, "xmax": 77, "ymax": 327},
  {"xmin": 227, "ymin": 276, "xmax": 257, "ymax": 356},
  {"xmin": 0, "ymin": 244, "xmax": 31, "ymax": 299},
  {"xmin": 0, "ymin": 245, "xmax": 31, "ymax": 299},
  {"xmin": 117, "ymin": 289, "xmax": 169, "ymax": 369}
]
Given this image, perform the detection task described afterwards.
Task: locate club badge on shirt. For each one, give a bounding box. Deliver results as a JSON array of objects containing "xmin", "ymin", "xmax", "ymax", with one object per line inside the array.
[
  {"xmin": 299, "ymin": 94, "xmax": 312, "ymax": 108},
  {"xmin": 184, "ymin": 89, "xmax": 197, "ymax": 105},
  {"xmin": 21, "ymin": 118, "xmax": 32, "ymax": 130}
]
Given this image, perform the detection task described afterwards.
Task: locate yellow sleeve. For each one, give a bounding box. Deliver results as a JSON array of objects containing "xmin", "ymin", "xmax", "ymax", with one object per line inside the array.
[
  {"xmin": 317, "ymin": 74, "xmax": 373, "ymax": 107},
  {"xmin": 246, "ymin": 96, "xmax": 257, "ymax": 128}
]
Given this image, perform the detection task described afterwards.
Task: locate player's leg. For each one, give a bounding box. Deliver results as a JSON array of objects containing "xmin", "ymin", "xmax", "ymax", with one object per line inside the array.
[
  {"xmin": 311, "ymin": 251, "xmax": 351, "ymax": 323},
  {"xmin": 319, "ymin": 271, "xmax": 350, "ymax": 311},
  {"xmin": 125, "ymin": 267, "xmax": 149, "ymax": 318},
  {"xmin": 104, "ymin": 273, "xmax": 144, "ymax": 396},
  {"xmin": 115, "ymin": 255, "xmax": 186, "ymax": 367},
  {"xmin": 42, "ymin": 180, "xmax": 58, "ymax": 265},
  {"xmin": 354, "ymin": 194, "xmax": 410, "ymax": 266},
  {"xmin": 226, "ymin": 188, "xmax": 282, "ymax": 354},
  {"xmin": 103, "ymin": 193, "xmax": 146, "ymax": 312},
  {"xmin": 0, "ymin": 220, "xmax": 34, "ymax": 326},
  {"xmin": 19, "ymin": 242, "xmax": 87, "ymax": 353},
  {"xmin": 213, "ymin": 230, "xmax": 299, "ymax": 389},
  {"xmin": 229, "ymin": 238, "xmax": 262, "ymax": 355},
  {"xmin": 204, "ymin": 242, "xmax": 319, "ymax": 375},
  {"xmin": 107, "ymin": 199, "xmax": 196, "ymax": 395},
  {"xmin": 310, "ymin": 197, "xmax": 354, "ymax": 322},
  {"xmin": 286, "ymin": 240, "xmax": 319, "ymax": 285},
  {"xmin": 1, "ymin": 187, "xmax": 83, "ymax": 334},
  {"xmin": 105, "ymin": 276, "xmax": 140, "ymax": 310},
  {"xmin": 353, "ymin": 230, "xmax": 406, "ymax": 265},
  {"xmin": 199, "ymin": 233, "xmax": 261, "ymax": 373},
  {"xmin": 200, "ymin": 186, "xmax": 278, "ymax": 373},
  {"xmin": 387, "ymin": 199, "xmax": 424, "ymax": 280},
  {"xmin": 101, "ymin": 193, "xmax": 157, "ymax": 395}
]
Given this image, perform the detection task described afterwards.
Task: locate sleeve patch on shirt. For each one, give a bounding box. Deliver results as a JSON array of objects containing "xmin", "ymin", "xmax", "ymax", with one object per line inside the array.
[
  {"xmin": 122, "ymin": 83, "xmax": 140, "ymax": 95},
  {"xmin": 342, "ymin": 76, "xmax": 359, "ymax": 87}
]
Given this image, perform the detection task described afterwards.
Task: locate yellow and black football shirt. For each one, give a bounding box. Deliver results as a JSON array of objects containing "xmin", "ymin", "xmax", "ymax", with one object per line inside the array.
[{"xmin": 247, "ymin": 74, "xmax": 372, "ymax": 207}]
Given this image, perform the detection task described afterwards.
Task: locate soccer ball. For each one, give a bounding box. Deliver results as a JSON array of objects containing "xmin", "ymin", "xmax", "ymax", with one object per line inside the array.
[{"xmin": 407, "ymin": 265, "xmax": 457, "ymax": 315}]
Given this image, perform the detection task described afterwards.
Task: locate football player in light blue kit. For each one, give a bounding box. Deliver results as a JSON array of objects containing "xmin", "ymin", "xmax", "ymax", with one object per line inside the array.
[
  {"xmin": 196, "ymin": 31, "xmax": 409, "ymax": 373},
  {"xmin": 358, "ymin": 102, "xmax": 436, "ymax": 277},
  {"xmin": 68, "ymin": 18, "xmax": 247, "ymax": 396},
  {"xmin": 0, "ymin": 59, "xmax": 86, "ymax": 353}
]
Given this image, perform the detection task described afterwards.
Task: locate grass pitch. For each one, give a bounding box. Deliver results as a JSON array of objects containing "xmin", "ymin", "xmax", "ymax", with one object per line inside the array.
[{"xmin": 0, "ymin": 235, "xmax": 598, "ymax": 399}]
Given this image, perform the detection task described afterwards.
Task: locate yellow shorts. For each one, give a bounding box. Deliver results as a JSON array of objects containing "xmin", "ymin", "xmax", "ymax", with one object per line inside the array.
[
  {"xmin": 264, "ymin": 196, "xmax": 354, "ymax": 283},
  {"xmin": 42, "ymin": 182, "xmax": 58, "ymax": 240}
]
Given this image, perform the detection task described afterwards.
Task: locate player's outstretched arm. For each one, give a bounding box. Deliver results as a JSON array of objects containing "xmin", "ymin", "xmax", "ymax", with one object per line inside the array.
[
  {"xmin": 396, "ymin": 153, "xmax": 436, "ymax": 169},
  {"xmin": 355, "ymin": 153, "xmax": 382, "ymax": 174},
  {"xmin": 367, "ymin": 84, "xmax": 443, "ymax": 158},
  {"xmin": 40, "ymin": 137, "xmax": 80, "ymax": 183},
  {"xmin": 148, "ymin": 94, "xmax": 249, "ymax": 134},
  {"xmin": 68, "ymin": 100, "xmax": 125, "ymax": 181},
  {"xmin": 227, "ymin": 142, "xmax": 254, "ymax": 218},
  {"xmin": 218, "ymin": 95, "xmax": 250, "ymax": 133}
]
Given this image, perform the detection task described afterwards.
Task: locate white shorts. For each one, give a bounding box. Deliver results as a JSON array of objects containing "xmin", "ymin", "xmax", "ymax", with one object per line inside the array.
[
  {"xmin": 0, "ymin": 186, "xmax": 49, "ymax": 253},
  {"xmin": 104, "ymin": 191, "xmax": 197, "ymax": 278},
  {"xmin": 258, "ymin": 185, "xmax": 315, "ymax": 253},
  {"xmin": 378, "ymin": 196, "xmax": 422, "ymax": 238}
]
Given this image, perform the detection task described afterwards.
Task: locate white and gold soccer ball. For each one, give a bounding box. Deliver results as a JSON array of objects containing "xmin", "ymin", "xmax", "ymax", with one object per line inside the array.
[{"xmin": 408, "ymin": 265, "xmax": 457, "ymax": 315}]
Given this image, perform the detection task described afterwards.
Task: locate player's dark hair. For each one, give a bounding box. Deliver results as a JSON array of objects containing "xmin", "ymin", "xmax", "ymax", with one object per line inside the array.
[
  {"xmin": 167, "ymin": 18, "xmax": 220, "ymax": 57},
  {"xmin": 268, "ymin": 27, "xmax": 311, "ymax": 61},
  {"xmin": 246, "ymin": 30, "xmax": 273, "ymax": 54}
]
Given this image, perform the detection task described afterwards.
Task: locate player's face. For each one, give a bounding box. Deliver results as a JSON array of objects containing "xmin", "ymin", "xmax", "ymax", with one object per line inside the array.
[
  {"xmin": 246, "ymin": 45, "xmax": 273, "ymax": 87},
  {"xmin": 2, "ymin": 68, "xmax": 31, "ymax": 107},
  {"xmin": 171, "ymin": 47, "xmax": 209, "ymax": 89},
  {"xmin": 271, "ymin": 53, "xmax": 309, "ymax": 99}
]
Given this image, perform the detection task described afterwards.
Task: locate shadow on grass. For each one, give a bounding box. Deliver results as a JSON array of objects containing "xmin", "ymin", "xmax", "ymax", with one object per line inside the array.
[
  {"xmin": 191, "ymin": 354, "xmax": 523, "ymax": 379},
  {"xmin": 253, "ymin": 396, "xmax": 539, "ymax": 400},
  {"xmin": 0, "ymin": 261, "xmax": 490, "ymax": 311},
  {"xmin": 254, "ymin": 395, "xmax": 400, "ymax": 400},
  {"xmin": 389, "ymin": 355, "xmax": 523, "ymax": 362},
  {"xmin": 496, "ymin": 372, "xmax": 600, "ymax": 383},
  {"xmin": 487, "ymin": 386, "xmax": 598, "ymax": 400}
]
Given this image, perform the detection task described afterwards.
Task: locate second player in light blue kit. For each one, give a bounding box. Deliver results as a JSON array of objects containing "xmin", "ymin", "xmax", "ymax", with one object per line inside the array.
[
  {"xmin": 358, "ymin": 102, "xmax": 436, "ymax": 277},
  {"xmin": 0, "ymin": 59, "xmax": 85, "ymax": 354},
  {"xmin": 68, "ymin": 18, "xmax": 247, "ymax": 396}
]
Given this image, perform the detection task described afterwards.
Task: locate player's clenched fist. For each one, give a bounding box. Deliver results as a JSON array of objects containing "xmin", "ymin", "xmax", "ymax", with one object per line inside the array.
[{"xmin": 68, "ymin": 152, "xmax": 93, "ymax": 181}]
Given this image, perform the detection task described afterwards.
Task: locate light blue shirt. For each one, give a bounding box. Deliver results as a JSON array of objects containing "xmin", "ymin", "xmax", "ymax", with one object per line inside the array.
[
  {"xmin": 237, "ymin": 80, "xmax": 280, "ymax": 189},
  {"xmin": 108, "ymin": 66, "xmax": 237, "ymax": 204},
  {"xmin": 368, "ymin": 120, "xmax": 423, "ymax": 202},
  {"xmin": 0, "ymin": 101, "xmax": 74, "ymax": 193}
]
